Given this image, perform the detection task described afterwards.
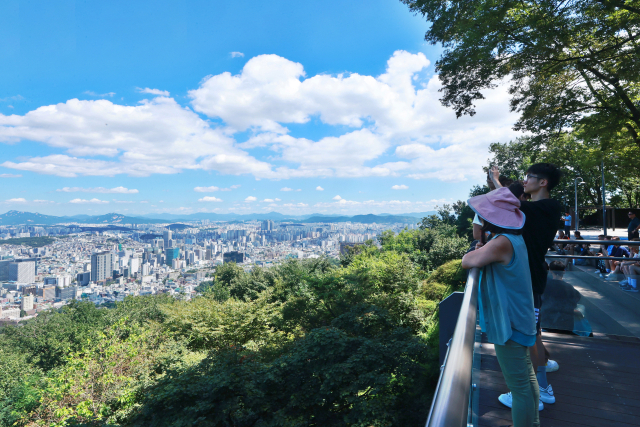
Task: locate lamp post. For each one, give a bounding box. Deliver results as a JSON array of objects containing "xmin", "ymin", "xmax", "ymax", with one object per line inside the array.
[
  {"xmin": 601, "ymin": 160, "xmax": 607, "ymax": 236},
  {"xmin": 574, "ymin": 177, "xmax": 585, "ymax": 231}
]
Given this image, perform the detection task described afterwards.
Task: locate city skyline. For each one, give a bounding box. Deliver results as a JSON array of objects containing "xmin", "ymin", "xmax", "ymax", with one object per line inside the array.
[{"xmin": 0, "ymin": 1, "xmax": 521, "ymax": 216}]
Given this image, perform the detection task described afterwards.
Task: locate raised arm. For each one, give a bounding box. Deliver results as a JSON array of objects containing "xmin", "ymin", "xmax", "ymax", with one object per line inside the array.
[{"xmin": 490, "ymin": 166, "xmax": 502, "ymax": 189}]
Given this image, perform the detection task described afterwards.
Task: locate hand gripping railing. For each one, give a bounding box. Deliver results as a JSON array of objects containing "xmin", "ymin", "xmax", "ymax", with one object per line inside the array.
[{"xmin": 425, "ymin": 267, "xmax": 480, "ymax": 427}]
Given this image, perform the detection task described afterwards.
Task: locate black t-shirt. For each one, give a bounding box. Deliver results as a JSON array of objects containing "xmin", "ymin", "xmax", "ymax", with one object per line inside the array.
[{"xmin": 519, "ymin": 198, "xmax": 562, "ymax": 295}]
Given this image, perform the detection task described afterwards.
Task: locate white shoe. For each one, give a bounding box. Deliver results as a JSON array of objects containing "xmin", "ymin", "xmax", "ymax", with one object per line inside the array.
[
  {"xmin": 498, "ymin": 392, "xmax": 544, "ymax": 411},
  {"xmin": 546, "ymin": 359, "xmax": 559, "ymax": 372},
  {"xmin": 539, "ymin": 384, "xmax": 555, "ymax": 404}
]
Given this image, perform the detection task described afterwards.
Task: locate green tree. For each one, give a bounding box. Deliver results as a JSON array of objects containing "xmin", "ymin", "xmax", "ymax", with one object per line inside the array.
[{"xmin": 401, "ymin": 0, "xmax": 640, "ymax": 149}]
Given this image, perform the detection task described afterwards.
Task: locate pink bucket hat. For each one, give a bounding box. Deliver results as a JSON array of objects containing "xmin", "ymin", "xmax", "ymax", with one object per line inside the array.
[{"xmin": 468, "ymin": 187, "xmax": 525, "ymax": 229}]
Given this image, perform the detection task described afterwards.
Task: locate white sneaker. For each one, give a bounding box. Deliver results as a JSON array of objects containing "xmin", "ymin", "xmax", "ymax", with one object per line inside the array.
[
  {"xmin": 539, "ymin": 384, "xmax": 555, "ymax": 404},
  {"xmin": 546, "ymin": 359, "xmax": 559, "ymax": 372},
  {"xmin": 498, "ymin": 392, "xmax": 544, "ymax": 411}
]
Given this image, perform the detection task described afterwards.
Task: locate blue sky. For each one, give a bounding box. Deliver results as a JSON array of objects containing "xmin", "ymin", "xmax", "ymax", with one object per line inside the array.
[{"xmin": 0, "ymin": 0, "xmax": 521, "ymax": 217}]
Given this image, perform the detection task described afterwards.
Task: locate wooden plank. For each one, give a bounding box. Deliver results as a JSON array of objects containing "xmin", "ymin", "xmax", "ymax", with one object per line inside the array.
[
  {"xmin": 481, "ymin": 388, "xmax": 640, "ymax": 423},
  {"xmin": 480, "ymin": 406, "xmax": 639, "ymax": 427},
  {"xmin": 480, "ymin": 379, "xmax": 640, "ymax": 411}
]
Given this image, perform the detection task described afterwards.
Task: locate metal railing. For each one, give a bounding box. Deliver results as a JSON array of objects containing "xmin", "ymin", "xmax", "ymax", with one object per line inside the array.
[
  {"xmin": 425, "ymin": 267, "xmax": 479, "ymax": 427},
  {"xmin": 425, "ymin": 239, "xmax": 639, "ymax": 426},
  {"xmin": 546, "ymin": 239, "xmax": 640, "ymax": 261}
]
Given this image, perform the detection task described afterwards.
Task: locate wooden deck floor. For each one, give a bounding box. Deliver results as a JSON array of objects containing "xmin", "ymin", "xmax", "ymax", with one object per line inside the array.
[{"xmin": 477, "ymin": 333, "xmax": 640, "ymax": 427}]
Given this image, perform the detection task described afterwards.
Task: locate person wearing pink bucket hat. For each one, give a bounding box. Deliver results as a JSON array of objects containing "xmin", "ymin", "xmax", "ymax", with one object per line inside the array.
[{"xmin": 462, "ymin": 187, "xmax": 540, "ymax": 426}]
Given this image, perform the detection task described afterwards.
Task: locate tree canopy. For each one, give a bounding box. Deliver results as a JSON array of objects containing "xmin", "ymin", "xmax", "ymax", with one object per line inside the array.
[{"xmin": 401, "ymin": 0, "xmax": 640, "ymax": 149}]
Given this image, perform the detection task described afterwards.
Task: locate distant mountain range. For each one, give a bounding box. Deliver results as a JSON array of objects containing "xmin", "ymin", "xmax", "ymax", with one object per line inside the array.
[{"xmin": 0, "ymin": 210, "xmax": 434, "ymax": 226}]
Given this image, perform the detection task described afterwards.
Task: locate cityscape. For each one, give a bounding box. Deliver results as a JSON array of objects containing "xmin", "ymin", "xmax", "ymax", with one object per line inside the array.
[{"xmin": 0, "ymin": 216, "xmax": 417, "ymax": 322}]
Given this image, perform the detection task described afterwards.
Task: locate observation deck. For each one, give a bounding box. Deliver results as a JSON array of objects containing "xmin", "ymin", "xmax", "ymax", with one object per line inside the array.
[{"xmin": 428, "ymin": 239, "xmax": 640, "ymax": 427}]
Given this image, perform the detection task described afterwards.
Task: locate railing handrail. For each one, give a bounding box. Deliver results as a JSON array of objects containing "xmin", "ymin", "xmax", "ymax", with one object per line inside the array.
[
  {"xmin": 554, "ymin": 239, "xmax": 640, "ymax": 246},
  {"xmin": 426, "ymin": 267, "xmax": 480, "ymax": 427}
]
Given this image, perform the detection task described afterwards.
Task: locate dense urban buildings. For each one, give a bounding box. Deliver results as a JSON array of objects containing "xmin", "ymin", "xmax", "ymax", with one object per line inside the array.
[{"xmin": 0, "ymin": 218, "xmax": 416, "ymax": 321}]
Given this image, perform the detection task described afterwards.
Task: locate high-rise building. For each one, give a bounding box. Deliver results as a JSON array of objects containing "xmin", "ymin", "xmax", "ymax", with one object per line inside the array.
[
  {"xmin": 163, "ymin": 230, "xmax": 172, "ymax": 248},
  {"xmin": 223, "ymin": 251, "xmax": 245, "ymax": 264},
  {"xmin": 21, "ymin": 294, "xmax": 34, "ymax": 311},
  {"xmin": 9, "ymin": 261, "xmax": 35, "ymax": 283},
  {"xmin": 165, "ymin": 247, "xmax": 180, "ymax": 267},
  {"xmin": 261, "ymin": 220, "xmax": 273, "ymax": 231},
  {"xmin": 77, "ymin": 272, "xmax": 91, "ymax": 286},
  {"xmin": 56, "ymin": 286, "xmax": 77, "ymax": 300},
  {"xmin": 91, "ymin": 251, "xmax": 113, "ymax": 282}
]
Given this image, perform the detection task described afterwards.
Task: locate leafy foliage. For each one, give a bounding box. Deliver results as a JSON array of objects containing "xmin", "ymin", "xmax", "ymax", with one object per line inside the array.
[
  {"xmin": 401, "ymin": 0, "xmax": 640, "ymax": 149},
  {"xmin": 0, "ymin": 224, "xmax": 471, "ymax": 426}
]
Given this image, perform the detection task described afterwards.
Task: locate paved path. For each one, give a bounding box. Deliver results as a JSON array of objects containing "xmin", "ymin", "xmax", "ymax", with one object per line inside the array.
[{"xmin": 477, "ymin": 333, "xmax": 640, "ymax": 427}]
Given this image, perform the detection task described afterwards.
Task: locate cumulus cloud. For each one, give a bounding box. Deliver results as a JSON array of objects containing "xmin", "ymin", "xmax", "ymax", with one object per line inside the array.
[
  {"xmin": 0, "ymin": 51, "xmax": 520, "ymax": 183},
  {"xmin": 230, "ymin": 52, "xmax": 245, "ymax": 58},
  {"xmin": 194, "ymin": 186, "xmax": 220, "ymax": 192},
  {"xmin": 392, "ymin": 185, "xmax": 409, "ymax": 190},
  {"xmin": 275, "ymin": 198, "xmax": 281, "ymax": 201},
  {"xmin": 198, "ymin": 196, "xmax": 223, "ymax": 202},
  {"xmin": 0, "ymin": 173, "xmax": 21, "ymax": 178},
  {"xmin": 57, "ymin": 186, "xmax": 138, "ymax": 194},
  {"xmin": 332, "ymin": 195, "xmax": 342, "ymax": 200},
  {"xmin": 245, "ymin": 196, "xmax": 257, "ymax": 202},
  {"xmin": 84, "ymin": 91, "xmax": 115, "ymax": 97},
  {"xmin": 0, "ymin": 97, "xmax": 274, "ymax": 178},
  {"xmin": 316, "ymin": 186, "xmax": 324, "ymax": 191},
  {"xmin": 281, "ymin": 187, "xmax": 293, "ymax": 191},
  {"xmin": 33, "ymin": 199, "xmax": 54, "ymax": 203},
  {"xmin": 137, "ymin": 87, "xmax": 170, "ymax": 96},
  {"xmin": 194, "ymin": 185, "xmax": 239, "ymax": 192},
  {"xmin": 263, "ymin": 198, "xmax": 274, "ymax": 202},
  {"xmin": 5, "ymin": 198, "xmax": 27, "ymax": 203},
  {"xmin": 69, "ymin": 198, "xmax": 109, "ymax": 204}
]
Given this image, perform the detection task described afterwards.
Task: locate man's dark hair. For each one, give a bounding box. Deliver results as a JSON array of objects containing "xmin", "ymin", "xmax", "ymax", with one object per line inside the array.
[
  {"xmin": 526, "ymin": 162, "xmax": 562, "ymax": 191},
  {"xmin": 508, "ymin": 181, "xmax": 525, "ymax": 199},
  {"xmin": 549, "ymin": 261, "xmax": 565, "ymax": 271}
]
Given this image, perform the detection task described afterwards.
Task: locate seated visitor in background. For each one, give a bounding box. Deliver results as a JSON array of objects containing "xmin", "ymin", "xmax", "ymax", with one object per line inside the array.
[
  {"xmin": 605, "ymin": 237, "xmax": 630, "ymax": 281},
  {"xmin": 596, "ymin": 235, "xmax": 613, "ymax": 276},
  {"xmin": 462, "ymin": 187, "xmax": 541, "ymax": 425},
  {"xmin": 608, "ymin": 240, "xmax": 639, "ymax": 291}
]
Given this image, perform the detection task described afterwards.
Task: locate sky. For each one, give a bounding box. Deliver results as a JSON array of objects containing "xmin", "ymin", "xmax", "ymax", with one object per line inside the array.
[{"xmin": 0, "ymin": 0, "xmax": 521, "ymax": 217}]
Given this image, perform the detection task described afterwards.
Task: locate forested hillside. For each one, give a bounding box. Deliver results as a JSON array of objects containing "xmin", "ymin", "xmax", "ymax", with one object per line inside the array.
[{"xmin": 0, "ymin": 211, "xmax": 473, "ymax": 427}]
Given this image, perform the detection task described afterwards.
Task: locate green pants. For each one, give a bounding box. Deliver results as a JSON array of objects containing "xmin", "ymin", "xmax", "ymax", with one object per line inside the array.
[{"xmin": 494, "ymin": 340, "xmax": 540, "ymax": 427}]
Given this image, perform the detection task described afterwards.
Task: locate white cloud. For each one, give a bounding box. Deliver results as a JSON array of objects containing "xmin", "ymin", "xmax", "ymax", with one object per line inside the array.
[
  {"xmin": 316, "ymin": 186, "xmax": 324, "ymax": 191},
  {"xmin": 5, "ymin": 198, "xmax": 26, "ymax": 203},
  {"xmin": 333, "ymin": 195, "xmax": 342, "ymax": 200},
  {"xmin": 194, "ymin": 185, "xmax": 240, "ymax": 192},
  {"xmin": 113, "ymin": 200, "xmax": 135, "ymax": 204},
  {"xmin": 230, "ymin": 52, "xmax": 245, "ymax": 58},
  {"xmin": 57, "ymin": 186, "xmax": 138, "ymax": 194},
  {"xmin": 84, "ymin": 91, "xmax": 115, "ymax": 97},
  {"xmin": 137, "ymin": 87, "xmax": 170, "ymax": 96},
  {"xmin": 0, "ymin": 173, "xmax": 21, "ymax": 178},
  {"xmin": 263, "ymin": 198, "xmax": 274, "ymax": 202},
  {"xmin": 392, "ymin": 184, "xmax": 409, "ymax": 190},
  {"xmin": 194, "ymin": 186, "xmax": 220, "ymax": 192},
  {"xmin": 245, "ymin": 196, "xmax": 257, "ymax": 202},
  {"xmin": 275, "ymin": 198, "xmax": 281, "ymax": 201},
  {"xmin": 69, "ymin": 198, "xmax": 109, "ymax": 204},
  {"xmin": 0, "ymin": 97, "xmax": 275, "ymax": 178},
  {"xmin": 1, "ymin": 51, "xmax": 520, "ymax": 183},
  {"xmin": 198, "ymin": 196, "xmax": 223, "ymax": 202},
  {"xmin": 281, "ymin": 187, "xmax": 293, "ymax": 191},
  {"xmin": 33, "ymin": 199, "xmax": 54, "ymax": 203}
]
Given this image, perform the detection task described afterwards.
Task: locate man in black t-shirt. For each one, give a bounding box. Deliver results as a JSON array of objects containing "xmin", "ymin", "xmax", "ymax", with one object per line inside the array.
[{"xmin": 492, "ymin": 163, "xmax": 562, "ymax": 408}]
